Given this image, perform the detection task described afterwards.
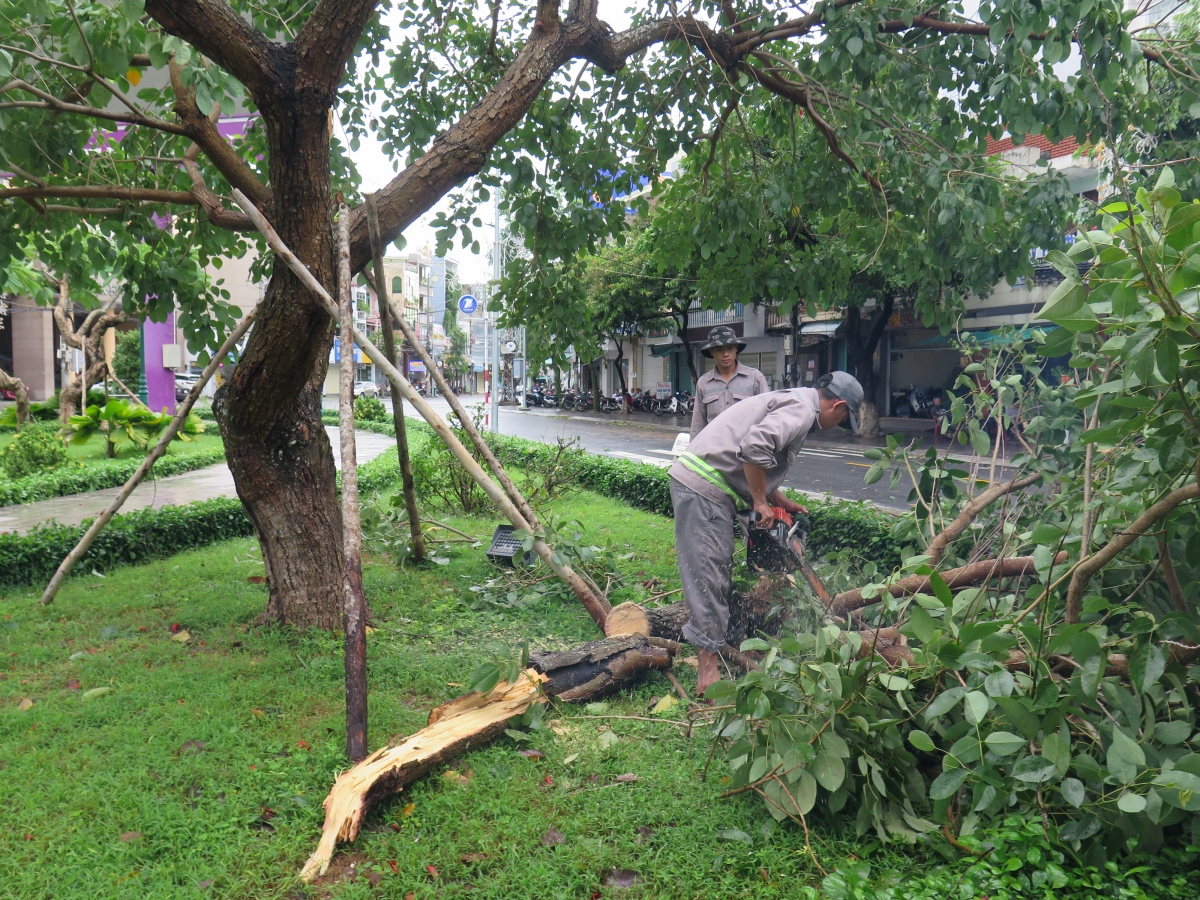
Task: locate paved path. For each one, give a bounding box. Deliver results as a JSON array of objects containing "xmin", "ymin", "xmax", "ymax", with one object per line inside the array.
[{"xmin": 0, "ymin": 428, "xmax": 395, "ymax": 535}]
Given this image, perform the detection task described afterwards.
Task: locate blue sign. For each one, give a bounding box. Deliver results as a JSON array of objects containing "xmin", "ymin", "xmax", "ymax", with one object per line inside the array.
[{"xmin": 458, "ymin": 294, "xmax": 478, "ymax": 315}]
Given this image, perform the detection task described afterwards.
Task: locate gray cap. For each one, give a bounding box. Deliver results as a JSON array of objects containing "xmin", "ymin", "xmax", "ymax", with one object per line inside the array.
[{"xmin": 817, "ymin": 371, "xmax": 864, "ymax": 433}]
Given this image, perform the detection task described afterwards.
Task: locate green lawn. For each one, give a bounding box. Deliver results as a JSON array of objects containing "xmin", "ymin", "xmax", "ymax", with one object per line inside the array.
[
  {"xmin": 1, "ymin": 490, "xmax": 1196, "ymax": 899},
  {"xmin": 0, "ymin": 430, "xmax": 224, "ymax": 464}
]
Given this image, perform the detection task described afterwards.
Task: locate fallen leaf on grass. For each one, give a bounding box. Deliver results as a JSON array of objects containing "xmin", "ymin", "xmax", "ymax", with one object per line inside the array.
[
  {"xmin": 461, "ymin": 852, "xmax": 488, "ymax": 864},
  {"xmin": 543, "ymin": 775, "xmax": 554, "ymax": 786},
  {"xmin": 246, "ymin": 576, "xmax": 265, "ymax": 584},
  {"xmin": 718, "ymin": 829, "xmax": 752, "ymax": 843},
  {"xmin": 518, "ymin": 748, "xmax": 546, "ymax": 760},
  {"xmin": 442, "ymin": 768, "xmax": 472, "ymax": 786},
  {"xmin": 562, "ymin": 753, "xmax": 579, "ymax": 765},
  {"xmin": 650, "ymin": 695, "xmax": 679, "ymax": 715},
  {"xmin": 678, "ymin": 656, "xmax": 698, "ymax": 668},
  {"xmin": 760, "ymin": 867, "xmax": 772, "ymax": 883},
  {"xmin": 598, "ymin": 730, "xmax": 620, "ymax": 748},
  {"xmin": 82, "ymin": 686, "xmax": 112, "ymax": 699},
  {"xmin": 635, "ymin": 826, "xmax": 654, "ymax": 844},
  {"xmin": 614, "ymin": 773, "xmax": 640, "ymax": 783},
  {"xmin": 584, "ymin": 702, "xmax": 609, "ymax": 715},
  {"xmin": 366, "ymin": 871, "xmax": 382, "ymax": 886},
  {"xmin": 387, "ymin": 860, "xmax": 399, "ymax": 874},
  {"xmin": 426, "ymin": 864, "xmax": 439, "ymax": 878},
  {"xmin": 296, "ymin": 740, "xmax": 311, "ymax": 751},
  {"xmin": 119, "ymin": 831, "xmax": 141, "ymax": 842},
  {"xmin": 17, "ymin": 698, "xmax": 33, "ymax": 712},
  {"xmin": 178, "ymin": 740, "xmax": 207, "ymax": 755},
  {"xmin": 602, "ymin": 868, "xmax": 642, "ymax": 889},
  {"xmin": 171, "ymin": 630, "xmax": 191, "ymax": 643},
  {"xmin": 402, "ymin": 803, "xmax": 415, "ymax": 816},
  {"xmin": 65, "ymin": 679, "xmax": 81, "ymax": 691},
  {"xmin": 542, "ymin": 827, "xmax": 565, "ymax": 847},
  {"xmin": 389, "ymin": 823, "xmax": 401, "ymax": 833}
]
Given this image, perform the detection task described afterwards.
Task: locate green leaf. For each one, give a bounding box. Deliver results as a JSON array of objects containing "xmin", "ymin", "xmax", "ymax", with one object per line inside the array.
[
  {"xmin": 814, "ymin": 749, "xmax": 845, "ymax": 792},
  {"xmin": 1117, "ymin": 791, "xmax": 1147, "ymax": 813},
  {"xmin": 925, "ymin": 687, "xmax": 966, "ymax": 719},
  {"xmin": 984, "ymin": 731, "xmax": 1025, "ymax": 756},
  {"xmin": 1040, "ymin": 281, "xmax": 1085, "ymax": 322},
  {"xmin": 846, "ymin": 36, "xmax": 864, "ymax": 56},
  {"xmin": 796, "ymin": 770, "xmax": 818, "ymax": 814},
  {"xmin": 1155, "ymin": 720, "xmax": 1194, "ymax": 745},
  {"xmin": 995, "ymin": 697, "xmax": 1040, "ymax": 740},
  {"xmin": 1011, "ymin": 755, "xmax": 1057, "ymax": 783},
  {"xmin": 821, "ymin": 732, "xmax": 850, "ymax": 759},
  {"xmin": 930, "ymin": 766, "xmax": 970, "ymax": 800},
  {"xmin": 1044, "ymin": 249, "xmax": 1082, "ymax": 280},
  {"xmin": 718, "ymin": 829, "xmax": 753, "ymax": 842},
  {"xmin": 984, "ymin": 670, "xmax": 1015, "ymax": 698},
  {"xmin": 82, "ymin": 686, "xmax": 112, "ymax": 699},
  {"xmin": 1061, "ymin": 777, "xmax": 1086, "ymax": 808},
  {"xmin": 1152, "ymin": 769, "xmax": 1200, "ymax": 810},
  {"xmin": 963, "ymin": 691, "xmax": 990, "ymax": 726},
  {"xmin": 908, "ymin": 606, "xmax": 937, "ymax": 644},
  {"xmin": 1050, "ymin": 299, "xmax": 1100, "ymax": 333},
  {"xmin": 1129, "ymin": 642, "xmax": 1167, "ymax": 694},
  {"xmin": 1156, "ymin": 339, "xmax": 1181, "ymax": 382},
  {"xmin": 1107, "ymin": 728, "xmax": 1146, "ymax": 783},
  {"xmin": 928, "ymin": 572, "xmax": 953, "ymax": 606},
  {"xmin": 909, "ymin": 730, "xmax": 936, "ymax": 752}
]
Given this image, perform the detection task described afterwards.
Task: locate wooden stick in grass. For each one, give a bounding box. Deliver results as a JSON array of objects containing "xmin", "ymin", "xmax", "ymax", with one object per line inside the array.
[
  {"xmin": 337, "ymin": 201, "xmax": 369, "ymax": 763},
  {"xmin": 366, "ymin": 192, "xmax": 425, "ymax": 562},
  {"xmin": 359, "ymin": 267, "xmax": 542, "ymax": 531},
  {"xmin": 39, "ymin": 307, "xmax": 257, "ymax": 605},
  {"xmin": 230, "ymin": 189, "xmax": 610, "ymax": 630}
]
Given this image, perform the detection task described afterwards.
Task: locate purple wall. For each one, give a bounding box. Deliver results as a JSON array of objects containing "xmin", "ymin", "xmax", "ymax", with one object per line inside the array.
[{"xmin": 143, "ymin": 313, "xmax": 176, "ymax": 414}]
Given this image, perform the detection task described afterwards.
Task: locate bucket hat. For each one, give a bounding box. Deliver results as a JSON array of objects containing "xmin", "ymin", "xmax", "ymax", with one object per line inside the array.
[{"xmin": 700, "ymin": 325, "xmax": 747, "ymax": 358}]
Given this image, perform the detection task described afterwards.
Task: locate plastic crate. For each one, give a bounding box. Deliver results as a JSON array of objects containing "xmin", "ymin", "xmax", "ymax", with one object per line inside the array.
[{"xmin": 485, "ymin": 524, "xmax": 536, "ymax": 567}]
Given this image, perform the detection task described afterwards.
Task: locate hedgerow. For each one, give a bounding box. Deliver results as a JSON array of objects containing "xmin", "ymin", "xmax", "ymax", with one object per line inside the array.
[{"xmin": 0, "ymin": 446, "xmax": 227, "ymax": 506}]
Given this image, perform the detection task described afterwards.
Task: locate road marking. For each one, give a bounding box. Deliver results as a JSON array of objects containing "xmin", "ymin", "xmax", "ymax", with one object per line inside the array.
[
  {"xmin": 606, "ymin": 450, "xmax": 672, "ymax": 468},
  {"xmin": 844, "ymin": 462, "xmax": 873, "ymax": 468}
]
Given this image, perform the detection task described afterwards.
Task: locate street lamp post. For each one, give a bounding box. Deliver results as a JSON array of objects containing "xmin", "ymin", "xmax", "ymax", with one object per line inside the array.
[{"xmin": 489, "ymin": 196, "xmax": 501, "ymax": 433}]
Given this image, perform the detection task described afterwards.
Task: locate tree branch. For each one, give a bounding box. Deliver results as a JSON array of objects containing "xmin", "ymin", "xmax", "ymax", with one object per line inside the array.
[
  {"xmin": 926, "ymin": 471, "xmax": 1044, "ymax": 564},
  {"xmin": 0, "ymin": 79, "xmax": 189, "ymax": 136},
  {"xmin": 182, "ymin": 143, "xmax": 255, "ymax": 230},
  {"xmin": 0, "ymin": 185, "xmax": 200, "ymax": 205},
  {"xmin": 295, "ymin": 0, "xmax": 382, "ymax": 97},
  {"xmin": 143, "ymin": 0, "xmax": 282, "ymax": 106},
  {"xmin": 1065, "ymin": 480, "xmax": 1200, "ymax": 623}
]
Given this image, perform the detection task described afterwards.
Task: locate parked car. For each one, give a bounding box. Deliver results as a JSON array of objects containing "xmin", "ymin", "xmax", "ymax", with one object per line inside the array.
[
  {"xmin": 354, "ymin": 381, "xmax": 379, "ymax": 397},
  {"xmin": 0, "ymin": 388, "xmax": 16, "ymax": 401},
  {"xmin": 175, "ymin": 374, "xmax": 199, "ymax": 403}
]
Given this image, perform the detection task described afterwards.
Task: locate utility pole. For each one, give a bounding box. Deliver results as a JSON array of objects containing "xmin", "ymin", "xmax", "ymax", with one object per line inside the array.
[{"xmin": 490, "ymin": 196, "xmax": 501, "ymax": 433}]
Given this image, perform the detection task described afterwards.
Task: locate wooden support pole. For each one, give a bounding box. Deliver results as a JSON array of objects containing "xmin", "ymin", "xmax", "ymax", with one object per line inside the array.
[
  {"xmin": 39, "ymin": 307, "xmax": 257, "ymax": 605},
  {"xmin": 365, "ymin": 193, "xmax": 425, "ymax": 562},
  {"xmin": 230, "ymin": 190, "xmax": 609, "ymax": 630},
  {"xmin": 338, "ymin": 202, "xmax": 369, "ymax": 763}
]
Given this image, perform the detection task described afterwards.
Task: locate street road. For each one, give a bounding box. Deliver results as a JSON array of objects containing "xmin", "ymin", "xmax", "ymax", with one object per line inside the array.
[{"xmin": 381, "ymin": 396, "xmax": 917, "ymax": 511}]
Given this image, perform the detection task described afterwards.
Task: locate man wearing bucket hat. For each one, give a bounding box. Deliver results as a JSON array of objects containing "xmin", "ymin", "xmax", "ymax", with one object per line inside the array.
[
  {"xmin": 690, "ymin": 326, "xmax": 770, "ymax": 437},
  {"xmin": 668, "ymin": 371, "xmax": 864, "ymax": 695}
]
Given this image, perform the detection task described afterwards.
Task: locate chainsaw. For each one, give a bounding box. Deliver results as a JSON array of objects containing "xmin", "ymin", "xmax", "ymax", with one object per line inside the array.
[{"xmin": 745, "ymin": 506, "xmax": 832, "ymax": 605}]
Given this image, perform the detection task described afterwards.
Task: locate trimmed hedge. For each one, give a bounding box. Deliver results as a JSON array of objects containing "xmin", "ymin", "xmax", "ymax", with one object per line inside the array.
[
  {"xmin": 0, "ymin": 498, "xmax": 253, "ymax": 587},
  {"xmin": 0, "ymin": 446, "xmax": 227, "ymax": 507}
]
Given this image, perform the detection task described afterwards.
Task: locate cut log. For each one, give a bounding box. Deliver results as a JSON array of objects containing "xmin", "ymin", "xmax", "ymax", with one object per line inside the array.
[
  {"xmin": 604, "ymin": 602, "xmax": 651, "ymax": 637},
  {"xmin": 530, "ymin": 634, "xmax": 673, "ymax": 701},
  {"xmin": 647, "ymin": 602, "xmax": 689, "ymax": 641},
  {"xmin": 300, "ymin": 671, "xmax": 547, "ymax": 882}
]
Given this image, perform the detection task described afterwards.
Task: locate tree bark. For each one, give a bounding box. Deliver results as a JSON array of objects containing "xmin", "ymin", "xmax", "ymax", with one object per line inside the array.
[
  {"xmin": 788, "ymin": 301, "xmax": 800, "ymax": 388},
  {"xmin": 529, "ymin": 634, "xmax": 673, "ymax": 701},
  {"xmin": 0, "ymin": 369, "xmax": 30, "ymax": 429},
  {"xmin": 843, "ymin": 296, "xmax": 893, "ymax": 439}
]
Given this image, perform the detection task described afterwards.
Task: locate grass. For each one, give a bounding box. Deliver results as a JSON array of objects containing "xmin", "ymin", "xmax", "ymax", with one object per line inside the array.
[
  {"xmin": 0, "ymin": 431, "xmax": 224, "ymax": 465},
  {"xmin": 1, "ymin": 488, "xmax": 1197, "ymax": 899}
]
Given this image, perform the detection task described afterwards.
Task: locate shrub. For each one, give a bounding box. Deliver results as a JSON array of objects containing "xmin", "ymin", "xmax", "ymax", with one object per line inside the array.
[
  {"xmin": 354, "ymin": 394, "xmax": 388, "ymax": 422},
  {"xmin": 0, "ymin": 446, "xmax": 226, "ymax": 506},
  {"xmin": 110, "ymin": 328, "xmax": 141, "ymax": 386},
  {"xmin": 0, "ymin": 497, "xmax": 254, "ymax": 587},
  {"xmin": 1, "ymin": 423, "xmax": 69, "ymax": 479}
]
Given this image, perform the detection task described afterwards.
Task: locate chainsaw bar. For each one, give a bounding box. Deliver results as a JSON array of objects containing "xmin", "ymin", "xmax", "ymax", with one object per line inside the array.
[{"xmin": 745, "ymin": 515, "xmax": 832, "ymax": 606}]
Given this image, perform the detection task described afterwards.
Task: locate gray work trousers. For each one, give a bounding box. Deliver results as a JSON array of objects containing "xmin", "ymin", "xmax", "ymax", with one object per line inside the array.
[{"xmin": 671, "ymin": 479, "xmax": 736, "ymax": 654}]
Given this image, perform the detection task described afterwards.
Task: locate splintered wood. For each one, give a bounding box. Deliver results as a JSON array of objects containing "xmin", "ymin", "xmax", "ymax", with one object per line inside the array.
[{"xmin": 300, "ymin": 670, "xmax": 547, "ymax": 882}]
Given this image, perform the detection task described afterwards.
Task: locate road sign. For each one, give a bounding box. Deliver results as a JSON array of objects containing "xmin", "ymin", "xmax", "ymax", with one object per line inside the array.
[{"xmin": 458, "ymin": 294, "xmax": 478, "ymax": 315}]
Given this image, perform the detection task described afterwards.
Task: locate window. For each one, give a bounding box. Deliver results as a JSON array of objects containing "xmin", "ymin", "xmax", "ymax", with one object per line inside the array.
[{"xmin": 392, "ymin": 276, "xmax": 403, "ymax": 294}]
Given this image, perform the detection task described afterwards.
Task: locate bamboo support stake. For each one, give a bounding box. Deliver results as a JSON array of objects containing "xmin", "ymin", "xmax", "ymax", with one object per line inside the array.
[
  {"xmin": 230, "ymin": 190, "xmax": 609, "ymax": 629},
  {"xmin": 337, "ymin": 202, "xmax": 369, "ymax": 763},
  {"xmin": 39, "ymin": 308, "xmax": 257, "ymax": 605},
  {"xmin": 360, "ymin": 269, "xmax": 542, "ymax": 531},
  {"xmin": 365, "ymin": 193, "xmax": 425, "ymax": 562}
]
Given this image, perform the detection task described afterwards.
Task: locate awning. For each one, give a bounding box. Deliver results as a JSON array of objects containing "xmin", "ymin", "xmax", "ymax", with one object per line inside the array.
[
  {"xmin": 650, "ymin": 343, "xmax": 684, "ymax": 357},
  {"xmin": 800, "ymin": 322, "xmax": 840, "ymax": 335},
  {"xmin": 902, "ymin": 327, "xmax": 1052, "ymax": 350}
]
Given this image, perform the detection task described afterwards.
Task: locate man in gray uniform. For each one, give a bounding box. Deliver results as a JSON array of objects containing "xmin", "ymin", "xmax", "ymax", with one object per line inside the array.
[
  {"xmin": 668, "ymin": 371, "xmax": 864, "ymax": 695},
  {"xmin": 690, "ymin": 326, "xmax": 769, "ymax": 437}
]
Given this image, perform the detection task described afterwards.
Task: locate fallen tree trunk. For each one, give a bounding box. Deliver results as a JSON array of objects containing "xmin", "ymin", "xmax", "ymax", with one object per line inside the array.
[
  {"xmin": 301, "ymin": 671, "xmax": 547, "ymax": 882},
  {"xmin": 530, "ymin": 634, "xmax": 673, "ymax": 701},
  {"xmin": 829, "ymin": 553, "xmax": 1068, "ymax": 616}
]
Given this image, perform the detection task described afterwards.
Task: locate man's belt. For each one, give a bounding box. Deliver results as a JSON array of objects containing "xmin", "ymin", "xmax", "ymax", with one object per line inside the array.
[{"xmin": 679, "ymin": 451, "xmax": 748, "ymax": 510}]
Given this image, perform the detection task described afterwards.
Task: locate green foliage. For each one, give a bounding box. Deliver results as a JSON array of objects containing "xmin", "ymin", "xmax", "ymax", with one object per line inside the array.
[
  {"xmin": 0, "ymin": 498, "xmax": 253, "ymax": 587},
  {"xmin": 0, "ymin": 446, "xmax": 226, "ymax": 507},
  {"xmin": 61, "ymin": 399, "xmax": 204, "ymax": 459},
  {"xmin": 353, "ymin": 393, "xmax": 388, "ymax": 422},
  {"xmin": 110, "ymin": 328, "xmax": 142, "ymax": 387},
  {"xmin": 0, "ymin": 423, "xmax": 68, "ymax": 479}
]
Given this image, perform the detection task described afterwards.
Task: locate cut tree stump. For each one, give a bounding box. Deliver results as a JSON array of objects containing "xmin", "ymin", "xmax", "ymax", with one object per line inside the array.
[
  {"xmin": 530, "ymin": 634, "xmax": 673, "ymax": 701},
  {"xmin": 300, "ymin": 671, "xmax": 547, "ymax": 882},
  {"xmin": 604, "ymin": 601, "xmax": 651, "ymax": 638}
]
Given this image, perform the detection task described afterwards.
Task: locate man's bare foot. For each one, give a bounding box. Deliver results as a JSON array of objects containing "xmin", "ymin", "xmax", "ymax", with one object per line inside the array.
[{"xmin": 695, "ymin": 649, "xmax": 721, "ymax": 698}]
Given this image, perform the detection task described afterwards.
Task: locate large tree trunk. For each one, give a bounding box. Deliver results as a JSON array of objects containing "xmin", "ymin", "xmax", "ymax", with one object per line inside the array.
[
  {"xmin": 215, "ymin": 104, "xmax": 344, "ymax": 630},
  {"xmin": 843, "ymin": 296, "xmax": 893, "ymax": 439}
]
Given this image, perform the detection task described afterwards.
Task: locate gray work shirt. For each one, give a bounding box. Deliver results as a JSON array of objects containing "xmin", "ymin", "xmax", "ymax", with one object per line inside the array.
[
  {"xmin": 690, "ymin": 363, "xmax": 770, "ymax": 437},
  {"xmin": 671, "ymin": 388, "xmax": 821, "ymax": 512}
]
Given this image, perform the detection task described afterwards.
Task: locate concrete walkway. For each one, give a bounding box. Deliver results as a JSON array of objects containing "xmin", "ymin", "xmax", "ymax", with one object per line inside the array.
[{"xmin": 0, "ymin": 427, "xmax": 396, "ymax": 535}]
